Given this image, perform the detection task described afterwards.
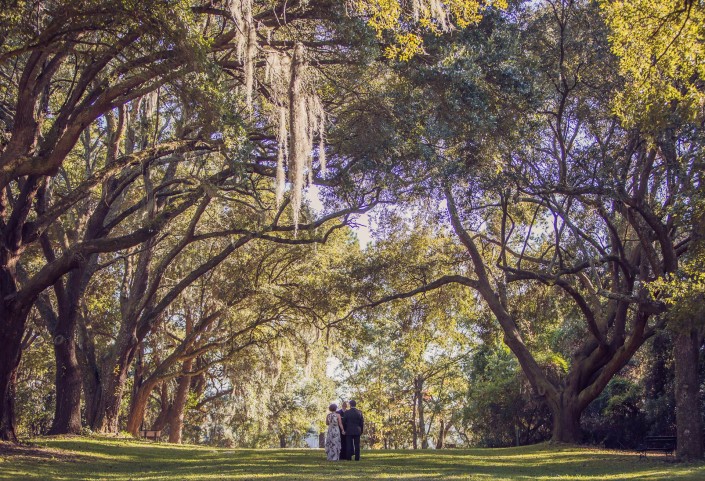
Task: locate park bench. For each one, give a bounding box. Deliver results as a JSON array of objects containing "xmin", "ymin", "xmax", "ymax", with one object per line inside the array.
[
  {"xmin": 140, "ymin": 429, "xmax": 162, "ymax": 441},
  {"xmin": 636, "ymin": 436, "xmax": 676, "ymax": 458}
]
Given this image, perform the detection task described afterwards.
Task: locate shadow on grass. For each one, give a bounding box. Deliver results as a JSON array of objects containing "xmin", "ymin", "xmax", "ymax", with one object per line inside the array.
[{"xmin": 1, "ymin": 438, "xmax": 703, "ymax": 481}]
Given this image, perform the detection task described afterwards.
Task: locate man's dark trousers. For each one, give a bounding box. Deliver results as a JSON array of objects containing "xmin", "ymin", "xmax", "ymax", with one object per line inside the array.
[
  {"xmin": 346, "ymin": 434, "xmax": 361, "ymax": 461},
  {"xmin": 342, "ymin": 406, "xmax": 363, "ymax": 460},
  {"xmin": 340, "ymin": 433, "xmax": 349, "ymax": 460}
]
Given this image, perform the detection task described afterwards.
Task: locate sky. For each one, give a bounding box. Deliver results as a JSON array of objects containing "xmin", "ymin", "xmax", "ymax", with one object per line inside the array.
[{"xmin": 305, "ymin": 185, "xmax": 372, "ymax": 248}]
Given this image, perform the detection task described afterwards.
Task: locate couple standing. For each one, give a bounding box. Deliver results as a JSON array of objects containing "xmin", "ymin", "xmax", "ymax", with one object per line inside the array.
[{"xmin": 325, "ymin": 400, "xmax": 363, "ymax": 461}]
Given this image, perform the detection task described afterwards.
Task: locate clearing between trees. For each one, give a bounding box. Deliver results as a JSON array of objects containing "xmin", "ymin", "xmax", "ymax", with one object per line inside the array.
[{"xmin": 1, "ymin": 437, "xmax": 704, "ymax": 481}]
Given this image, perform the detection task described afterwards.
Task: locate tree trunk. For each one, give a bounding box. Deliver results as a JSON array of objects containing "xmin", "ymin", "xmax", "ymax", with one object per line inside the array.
[
  {"xmin": 92, "ymin": 372, "xmax": 128, "ymax": 434},
  {"xmin": 41, "ymin": 243, "xmax": 97, "ymax": 435},
  {"xmin": 416, "ymin": 378, "xmax": 428, "ymax": 449},
  {"xmin": 167, "ymin": 310, "xmax": 195, "ymax": 443},
  {"xmin": 132, "ymin": 343, "xmax": 145, "ymax": 409},
  {"xmin": 549, "ymin": 394, "xmax": 582, "ymax": 444},
  {"xmin": 674, "ymin": 169, "xmax": 705, "ymax": 460},
  {"xmin": 0, "ymin": 360, "xmax": 19, "ymax": 442},
  {"xmin": 411, "ymin": 390, "xmax": 418, "ymax": 449},
  {"xmin": 279, "ymin": 434, "xmax": 287, "ymax": 448},
  {"xmin": 78, "ymin": 315, "xmax": 102, "ymax": 430},
  {"xmin": 125, "ymin": 343, "xmax": 145, "ymax": 435},
  {"xmin": 436, "ymin": 418, "xmax": 445, "ymax": 449},
  {"xmin": 48, "ymin": 334, "xmax": 82, "ymax": 434},
  {"xmin": 82, "ymin": 370, "xmax": 101, "ymax": 430},
  {"xmin": 126, "ymin": 376, "xmax": 158, "ymax": 436},
  {"xmin": 168, "ymin": 359, "xmax": 193, "ymax": 444},
  {"xmin": 0, "ymin": 308, "xmax": 30, "ymax": 441},
  {"xmin": 91, "ymin": 336, "xmax": 139, "ymax": 433},
  {"xmin": 0, "ymin": 249, "xmax": 27, "ymax": 442},
  {"xmin": 152, "ymin": 382, "xmax": 171, "ymax": 431},
  {"xmin": 674, "ymin": 327, "xmax": 704, "ymax": 460}
]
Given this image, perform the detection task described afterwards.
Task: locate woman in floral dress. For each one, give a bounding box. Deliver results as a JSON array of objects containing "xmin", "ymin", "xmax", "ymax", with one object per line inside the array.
[{"xmin": 325, "ymin": 403, "xmax": 346, "ymax": 461}]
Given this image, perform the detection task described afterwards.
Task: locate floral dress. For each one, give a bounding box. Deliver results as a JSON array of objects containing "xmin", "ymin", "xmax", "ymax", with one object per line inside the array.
[{"xmin": 325, "ymin": 412, "xmax": 342, "ymax": 461}]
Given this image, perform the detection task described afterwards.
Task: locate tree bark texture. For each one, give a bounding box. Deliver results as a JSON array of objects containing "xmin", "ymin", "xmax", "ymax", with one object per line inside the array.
[
  {"xmin": 674, "ymin": 169, "xmax": 705, "ymax": 460},
  {"xmin": 152, "ymin": 382, "xmax": 171, "ymax": 432},
  {"xmin": 436, "ymin": 418, "xmax": 446, "ymax": 449},
  {"xmin": 549, "ymin": 395, "xmax": 582, "ymax": 444},
  {"xmin": 167, "ymin": 359, "xmax": 194, "ymax": 444},
  {"xmin": 78, "ymin": 313, "xmax": 102, "ymax": 430},
  {"xmin": 415, "ymin": 377, "xmax": 428, "ymax": 449},
  {"xmin": 411, "ymin": 390, "xmax": 418, "ymax": 449},
  {"xmin": 674, "ymin": 327, "xmax": 704, "ymax": 460},
  {"xmin": 45, "ymin": 264, "xmax": 94, "ymax": 435},
  {"xmin": 48, "ymin": 334, "xmax": 82, "ymax": 435},
  {"xmin": 126, "ymin": 376, "xmax": 158, "ymax": 436},
  {"xmin": 91, "ymin": 331, "xmax": 140, "ymax": 433},
  {"xmin": 0, "ymin": 358, "xmax": 19, "ymax": 442},
  {"xmin": 0, "ymin": 257, "xmax": 30, "ymax": 442}
]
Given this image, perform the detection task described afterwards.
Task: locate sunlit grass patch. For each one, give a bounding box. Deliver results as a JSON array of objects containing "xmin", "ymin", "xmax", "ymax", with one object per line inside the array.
[{"xmin": 0, "ymin": 437, "xmax": 703, "ymax": 481}]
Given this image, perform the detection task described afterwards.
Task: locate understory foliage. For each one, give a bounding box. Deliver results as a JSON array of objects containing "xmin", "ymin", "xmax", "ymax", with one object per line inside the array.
[{"xmin": 600, "ymin": 0, "xmax": 705, "ymax": 127}]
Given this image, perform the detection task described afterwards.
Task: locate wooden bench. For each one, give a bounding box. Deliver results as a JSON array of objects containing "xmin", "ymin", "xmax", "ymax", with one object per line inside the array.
[
  {"xmin": 636, "ymin": 436, "xmax": 676, "ymax": 458},
  {"xmin": 140, "ymin": 429, "xmax": 162, "ymax": 441}
]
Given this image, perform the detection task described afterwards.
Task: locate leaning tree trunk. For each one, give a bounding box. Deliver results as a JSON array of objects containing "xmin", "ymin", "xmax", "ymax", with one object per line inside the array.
[
  {"xmin": 126, "ymin": 376, "xmax": 159, "ymax": 436},
  {"xmin": 125, "ymin": 343, "xmax": 145, "ymax": 435},
  {"xmin": 674, "ymin": 326, "xmax": 704, "ymax": 460},
  {"xmin": 167, "ymin": 359, "xmax": 193, "ymax": 444}
]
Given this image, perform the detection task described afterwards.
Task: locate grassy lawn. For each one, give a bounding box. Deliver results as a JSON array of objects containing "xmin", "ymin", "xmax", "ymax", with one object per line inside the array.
[{"xmin": 1, "ymin": 437, "xmax": 705, "ymax": 481}]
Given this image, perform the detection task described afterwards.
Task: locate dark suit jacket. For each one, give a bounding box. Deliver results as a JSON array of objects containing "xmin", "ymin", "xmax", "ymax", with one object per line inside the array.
[
  {"xmin": 336, "ymin": 409, "xmax": 346, "ymax": 433},
  {"xmin": 342, "ymin": 407, "xmax": 364, "ymax": 436}
]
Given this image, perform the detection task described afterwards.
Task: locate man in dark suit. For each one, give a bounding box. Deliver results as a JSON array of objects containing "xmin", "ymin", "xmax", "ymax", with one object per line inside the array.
[{"xmin": 342, "ymin": 400, "xmax": 364, "ymax": 461}]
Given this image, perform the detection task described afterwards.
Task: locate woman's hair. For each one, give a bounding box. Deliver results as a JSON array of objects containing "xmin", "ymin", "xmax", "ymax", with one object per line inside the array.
[
  {"xmin": 342, "ymin": 401, "xmax": 349, "ymax": 409},
  {"xmin": 329, "ymin": 403, "xmax": 338, "ymax": 412}
]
